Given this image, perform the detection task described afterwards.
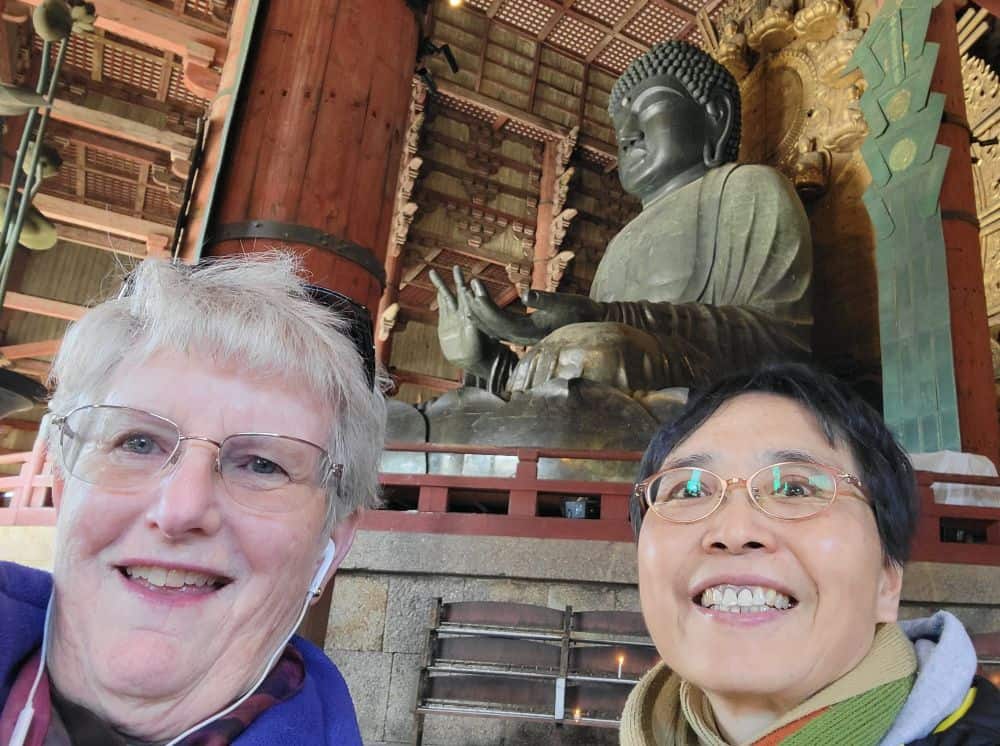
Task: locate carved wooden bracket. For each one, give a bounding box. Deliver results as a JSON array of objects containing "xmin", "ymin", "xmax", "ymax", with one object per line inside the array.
[
  {"xmin": 545, "ymin": 250, "xmax": 575, "ymax": 293},
  {"xmin": 505, "ymin": 263, "xmax": 531, "ymax": 297},
  {"xmin": 377, "ymin": 301, "xmax": 404, "ymax": 342},
  {"xmin": 386, "ymin": 81, "xmax": 428, "ymax": 260},
  {"xmin": 181, "ymin": 40, "xmax": 221, "ymax": 99}
]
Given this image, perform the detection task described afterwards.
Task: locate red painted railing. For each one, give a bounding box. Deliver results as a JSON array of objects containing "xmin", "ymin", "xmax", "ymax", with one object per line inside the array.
[
  {"xmin": 367, "ymin": 442, "xmax": 641, "ymax": 542},
  {"xmin": 0, "ymin": 434, "xmax": 56, "ymax": 527},
  {"xmin": 2, "ymin": 438, "xmax": 998, "ymax": 564}
]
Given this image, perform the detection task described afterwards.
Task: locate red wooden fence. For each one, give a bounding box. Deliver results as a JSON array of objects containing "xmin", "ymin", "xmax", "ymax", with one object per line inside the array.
[{"xmin": 2, "ymin": 439, "xmax": 998, "ymax": 565}]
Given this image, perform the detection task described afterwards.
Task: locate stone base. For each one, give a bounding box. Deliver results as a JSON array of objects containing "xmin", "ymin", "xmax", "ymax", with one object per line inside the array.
[
  {"xmin": 0, "ymin": 526, "xmax": 55, "ymax": 570},
  {"xmin": 326, "ymin": 530, "xmax": 1000, "ymax": 745}
]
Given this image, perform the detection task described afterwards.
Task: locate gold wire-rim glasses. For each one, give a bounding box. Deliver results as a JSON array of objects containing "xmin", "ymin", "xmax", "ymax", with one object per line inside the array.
[
  {"xmin": 52, "ymin": 404, "xmax": 343, "ymax": 513},
  {"xmin": 633, "ymin": 461, "xmax": 867, "ymax": 524}
]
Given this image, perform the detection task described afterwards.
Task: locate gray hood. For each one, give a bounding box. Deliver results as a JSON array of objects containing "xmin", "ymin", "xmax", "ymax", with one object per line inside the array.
[{"xmin": 878, "ymin": 611, "xmax": 978, "ymax": 745}]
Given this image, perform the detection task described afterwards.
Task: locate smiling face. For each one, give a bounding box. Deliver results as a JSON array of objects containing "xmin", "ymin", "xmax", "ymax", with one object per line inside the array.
[
  {"xmin": 612, "ymin": 74, "xmax": 709, "ymax": 203},
  {"xmin": 48, "ymin": 349, "xmax": 347, "ymax": 739},
  {"xmin": 637, "ymin": 393, "xmax": 902, "ymax": 712}
]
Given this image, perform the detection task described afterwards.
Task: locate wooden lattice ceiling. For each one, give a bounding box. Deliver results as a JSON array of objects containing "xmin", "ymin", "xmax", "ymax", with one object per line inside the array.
[
  {"xmin": 0, "ymin": 0, "xmax": 235, "ymax": 430},
  {"xmin": 456, "ymin": 0, "xmax": 726, "ymax": 73}
]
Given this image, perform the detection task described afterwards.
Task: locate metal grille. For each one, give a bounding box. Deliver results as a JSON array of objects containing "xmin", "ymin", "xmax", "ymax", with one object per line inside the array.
[
  {"xmin": 101, "ymin": 39, "xmax": 163, "ymax": 96},
  {"xmin": 87, "ymin": 149, "xmax": 140, "ymax": 180},
  {"xmin": 143, "ymin": 186, "xmax": 176, "ymax": 219},
  {"xmin": 85, "ymin": 171, "xmax": 136, "ymax": 210},
  {"xmin": 573, "ymin": 0, "xmax": 634, "ymax": 28},
  {"xmin": 623, "ymin": 4, "xmax": 688, "ymax": 46},
  {"xmin": 547, "ymin": 15, "xmax": 606, "ymax": 57},
  {"xmin": 495, "ymin": 0, "xmax": 558, "ymax": 37},
  {"xmin": 594, "ymin": 37, "xmax": 645, "ymax": 73}
]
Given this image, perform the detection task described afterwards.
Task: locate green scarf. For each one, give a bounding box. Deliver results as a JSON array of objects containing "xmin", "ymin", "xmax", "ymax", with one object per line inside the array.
[{"xmin": 619, "ymin": 623, "xmax": 917, "ymax": 746}]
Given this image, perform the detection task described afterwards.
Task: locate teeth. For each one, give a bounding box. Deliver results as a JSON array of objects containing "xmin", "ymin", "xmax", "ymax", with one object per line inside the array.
[
  {"xmin": 126, "ymin": 565, "xmax": 219, "ymax": 589},
  {"xmin": 698, "ymin": 584, "xmax": 794, "ymax": 612}
]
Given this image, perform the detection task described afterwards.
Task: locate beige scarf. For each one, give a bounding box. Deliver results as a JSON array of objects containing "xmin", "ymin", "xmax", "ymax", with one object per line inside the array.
[{"xmin": 619, "ymin": 623, "xmax": 917, "ymax": 746}]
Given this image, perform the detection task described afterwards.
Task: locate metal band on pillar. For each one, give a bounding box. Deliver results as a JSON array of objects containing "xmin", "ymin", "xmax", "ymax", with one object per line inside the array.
[{"xmin": 201, "ymin": 221, "xmax": 387, "ymax": 288}]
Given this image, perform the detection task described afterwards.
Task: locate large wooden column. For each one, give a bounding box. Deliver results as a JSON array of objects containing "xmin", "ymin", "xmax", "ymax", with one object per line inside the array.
[
  {"xmin": 929, "ymin": 0, "xmax": 1000, "ymax": 461},
  {"xmin": 202, "ymin": 0, "xmax": 420, "ymax": 314}
]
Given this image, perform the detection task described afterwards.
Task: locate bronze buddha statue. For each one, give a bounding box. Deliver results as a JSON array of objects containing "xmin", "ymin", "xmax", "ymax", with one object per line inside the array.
[{"xmin": 429, "ymin": 42, "xmax": 812, "ymax": 402}]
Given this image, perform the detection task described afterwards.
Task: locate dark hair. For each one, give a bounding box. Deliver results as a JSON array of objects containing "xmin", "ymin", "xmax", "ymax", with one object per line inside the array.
[
  {"xmin": 631, "ymin": 362, "xmax": 918, "ymax": 565},
  {"xmin": 608, "ymin": 40, "xmax": 742, "ymax": 163}
]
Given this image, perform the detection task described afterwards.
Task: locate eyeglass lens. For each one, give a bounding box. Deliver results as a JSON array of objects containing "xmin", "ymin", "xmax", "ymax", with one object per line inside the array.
[
  {"xmin": 59, "ymin": 406, "xmax": 332, "ymax": 512},
  {"xmin": 647, "ymin": 462, "xmax": 838, "ymax": 521}
]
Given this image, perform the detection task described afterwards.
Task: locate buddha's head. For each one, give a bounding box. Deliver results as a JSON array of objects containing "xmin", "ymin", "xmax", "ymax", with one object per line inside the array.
[{"xmin": 609, "ymin": 42, "xmax": 741, "ymax": 204}]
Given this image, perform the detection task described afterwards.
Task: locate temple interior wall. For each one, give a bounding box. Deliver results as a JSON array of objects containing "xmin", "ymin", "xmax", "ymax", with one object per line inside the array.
[{"xmin": 324, "ymin": 531, "xmax": 1000, "ymax": 746}]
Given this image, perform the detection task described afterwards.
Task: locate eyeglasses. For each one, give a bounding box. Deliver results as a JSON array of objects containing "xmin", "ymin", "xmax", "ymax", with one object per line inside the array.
[
  {"xmin": 303, "ymin": 284, "xmax": 376, "ymax": 390},
  {"xmin": 52, "ymin": 405, "xmax": 343, "ymax": 513},
  {"xmin": 634, "ymin": 461, "xmax": 866, "ymax": 523}
]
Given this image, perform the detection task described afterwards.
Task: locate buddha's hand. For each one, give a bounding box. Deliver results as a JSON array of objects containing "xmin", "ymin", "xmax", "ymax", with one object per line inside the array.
[
  {"xmin": 468, "ymin": 282, "xmax": 603, "ymax": 346},
  {"xmin": 429, "ymin": 267, "xmax": 494, "ymax": 374}
]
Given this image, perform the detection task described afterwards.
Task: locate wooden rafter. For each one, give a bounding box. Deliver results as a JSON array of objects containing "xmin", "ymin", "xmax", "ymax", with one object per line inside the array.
[
  {"xmin": 3, "ymin": 292, "xmax": 87, "ymax": 321},
  {"xmin": 134, "ymin": 163, "xmax": 151, "ymax": 216},
  {"xmin": 0, "ymin": 340, "xmax": 61, "ymax": 360},
  {"xmin": 50, "ymin": 99, "xmax": 196, "ymax": 160},
  {"xmin": 19, "ymin": 0, "xmax": 227, "ymax": 64},
  {"xmin": 32, "ymin": 193, "xmax": 172, "ymax": 242},
  {"xmin": 49, "ymin": 122, "xmax": 172, "ymax": 168},
  {"xmin": 74, "ymin": 144, "xmax": 86, "ymax": 200},
  {"xmin": 90, "ymin": 29, "xmax": 104, "ymax": 82},
  {"xmin": 53, "ymin": 224, "xmax": 147, "ymax": 257},
  {"xmin": 392, "ymin": 369, "xmax": 462, "ymax": 391}
]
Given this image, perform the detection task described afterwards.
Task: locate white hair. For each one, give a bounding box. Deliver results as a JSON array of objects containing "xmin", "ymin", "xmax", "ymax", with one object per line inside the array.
[{"xmin": 47, "ymin": 251, "xmax": 386, "ymax": 530}]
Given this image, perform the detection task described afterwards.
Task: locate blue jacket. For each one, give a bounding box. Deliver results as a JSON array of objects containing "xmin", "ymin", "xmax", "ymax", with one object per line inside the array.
[{"xmin": 0, "ymin": 561, "xmax": 362, "ymax": 745}]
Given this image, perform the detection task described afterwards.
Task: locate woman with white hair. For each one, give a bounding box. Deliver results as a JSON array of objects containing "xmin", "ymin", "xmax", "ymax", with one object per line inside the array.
[{"xmin": 0, "ymin": 252, "xmax": 385, "ymax": 744}]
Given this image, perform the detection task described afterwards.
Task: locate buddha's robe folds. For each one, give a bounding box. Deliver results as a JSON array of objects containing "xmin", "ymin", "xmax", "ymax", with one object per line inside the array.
[{"xmin": 499, "ymin": 164, "xmax": 813, "ymax": 393}]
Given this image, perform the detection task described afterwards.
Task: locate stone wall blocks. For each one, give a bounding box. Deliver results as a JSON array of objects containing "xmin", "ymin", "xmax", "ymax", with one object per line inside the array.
[{"xmin": 326, "ymin": 573, "xmax": 388, "ymax": 652}]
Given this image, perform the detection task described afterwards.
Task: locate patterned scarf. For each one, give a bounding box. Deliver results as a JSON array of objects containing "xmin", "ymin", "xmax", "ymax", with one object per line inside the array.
[
  {"xmin": 620, "ymin": 623, "xmax": 917, "ymax": 746},
  {"xmin": 0, "ymin": 645, "xmax": 305, "ymax": 746}
]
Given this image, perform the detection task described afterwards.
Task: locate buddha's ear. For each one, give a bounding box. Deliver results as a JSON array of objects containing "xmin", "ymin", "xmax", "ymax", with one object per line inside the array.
[{"xmin": 703, "ymin": 87, "xmax": 734, "ymax": 168}]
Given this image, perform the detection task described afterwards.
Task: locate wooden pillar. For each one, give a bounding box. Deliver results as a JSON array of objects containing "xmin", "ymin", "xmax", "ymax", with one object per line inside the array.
[
  {"xmin": 202, "ymin": 0, "xmax": 420, "ymax": 315},
  {"xmin": 929, "ymin": 0, "xmax": 1000, "ymax": 461},
  {"xmin": 531, "ymin": 140, "xmax": 557, "ymax": 290}
]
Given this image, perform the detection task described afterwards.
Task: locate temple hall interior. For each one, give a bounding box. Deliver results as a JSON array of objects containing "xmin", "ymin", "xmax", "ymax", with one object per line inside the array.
[{"xmin": 0, "ymin": 0, "xmax": 999, "ymax": 744}]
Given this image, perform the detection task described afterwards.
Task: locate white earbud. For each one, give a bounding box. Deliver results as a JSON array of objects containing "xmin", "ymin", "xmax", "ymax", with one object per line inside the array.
[{"xmin": 309, "ymin": 539, "xmax": 337, "ymax": 597}]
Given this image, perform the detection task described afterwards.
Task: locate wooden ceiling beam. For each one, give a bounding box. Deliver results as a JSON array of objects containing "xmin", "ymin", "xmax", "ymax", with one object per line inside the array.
[
  {"xmin": 48, "ymin": 122, "xmax": 172, "ymax": 168},
  {"xmin": 392, "ymin": 369, "xmax": 461, "ymax": 391},
  {"xmin": 20, "ymin": 0, "xmax": 226, "ymax": 97},
  {"xmin": 53, "ymin": 223, "xmax": 147, "ymax": 257},
  {"xmin": 10, "ymin": 358, "xmax": 50, "ymax": 378},
  {"xmin": 436, "ymin": 78, "xmax": 568, "ymax": 138},
  {"xmin": 0, "ymin": 339, "xmax": 60, "ymax": 360},
  {"xmin": 32, "ymin": 193, "xmax": 172, "ymax": 243},
  {"xmin": 50, "ymin": 98, "xmax": 196, "ymax": 162},
  {"xmin": 399, "ymin": 304, "xmax": 437, "ymax": 326},
  {"xmin": 3, "ymin": 292, "xmax": 87, "ymax": 321},
  {"xmin": 19, "ymin": 0, "xmax": 226, "ymax": 63}
]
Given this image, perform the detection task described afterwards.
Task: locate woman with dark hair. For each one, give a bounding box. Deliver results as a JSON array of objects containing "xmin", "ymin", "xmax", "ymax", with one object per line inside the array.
[{"xmin": 621, "ymin": 363, "xmax": 999, "ymax": 745}]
